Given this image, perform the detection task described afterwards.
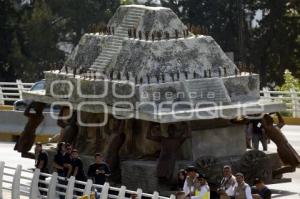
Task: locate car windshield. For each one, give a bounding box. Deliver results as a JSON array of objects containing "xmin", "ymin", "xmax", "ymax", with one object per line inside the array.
[{"xmin": 30, "ymin": 81, "xmax": 45, "ymax": 91}]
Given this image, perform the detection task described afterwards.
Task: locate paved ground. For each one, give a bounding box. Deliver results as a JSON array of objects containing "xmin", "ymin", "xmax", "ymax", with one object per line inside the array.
[{"xmin": 0, "ymin": 125, "xmax": 300, "ymax": 198}]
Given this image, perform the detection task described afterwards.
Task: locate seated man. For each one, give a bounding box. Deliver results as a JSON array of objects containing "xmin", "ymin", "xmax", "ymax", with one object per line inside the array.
[
  {"xmin": 87, "ymin": 153, "xmax": 111, "ymax": 186},
  {"xmin": 191, "ymin": 173, "xmax": 210, "ymax": 199},
  {"xmin": 252, "ymin": 178, "xmax": 271, "ymax": 199},
  {"xmin": 218, "ymin": 165, "xmax": 237, "ymax": 199},
  {"xmin": 183, "ymin": 166, "xmax": 198, "ymax": 197},
  {"xmin": 234, "ymin": 173, "xmax": 253, "ymax": 199}
]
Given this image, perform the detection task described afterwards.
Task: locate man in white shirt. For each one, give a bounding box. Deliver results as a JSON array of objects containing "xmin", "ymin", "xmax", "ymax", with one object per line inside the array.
[
  {"xmin": 191, "ymin": 173, "xmax": 210, "ymax": 199},
  {"xmin": 218, "ymin": 165, "xmax": 237, "ymax": 198},
  {"xmin": 183, "ymin": 166, "xmax": 198, "ymax": 197},
  {"xmin": 234, "ymin": 172, "xmax": 253, "ymax": 199}
]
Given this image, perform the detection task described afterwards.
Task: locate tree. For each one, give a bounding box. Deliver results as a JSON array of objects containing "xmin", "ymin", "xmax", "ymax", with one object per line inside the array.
[
  {"xmin": 276, "ymin": 69, "xmax": 300, "ymax": 91},
  {"xmin": 0, "ymin": 0, "xmax": 120, "ymax": 81},
  {"xmin": 246, "ymin": 0, "xmax": 300, "ymax": 86}
]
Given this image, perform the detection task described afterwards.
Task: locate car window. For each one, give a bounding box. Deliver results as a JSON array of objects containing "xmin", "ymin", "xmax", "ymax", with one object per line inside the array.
[{"xmin": 30, "ymin": 81, "xmax": 45, "ymax": 91}]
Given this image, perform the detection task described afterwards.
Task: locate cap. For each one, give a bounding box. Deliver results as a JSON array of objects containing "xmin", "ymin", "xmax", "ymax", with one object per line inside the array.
[
  {"xmin": 72, "ymin": 149, "xmax": 78, "ymax": 153},
  {"xmin": 254, "ymin": 177, "xmax": 263, "ymax": 184},
  {"xmin": 235, "ymin": 172, "xmax": 244, "ymax": 177},
  {"xmin": 197, "ymin": 173, "xmax": 207, "ymax": 179},
  {"xmin": 35, "ymin": 142, "xmax": 42, "ymax": 146},
  {"xmin": 223, "ymin": 165, "xmax": 231, "ymax": 170},
  {"xmin": 186, "ymin": 166, "xmax": 197, "ymax": 172}
]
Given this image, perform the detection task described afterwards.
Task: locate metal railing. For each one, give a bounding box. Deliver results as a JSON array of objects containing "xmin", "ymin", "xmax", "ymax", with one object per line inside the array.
[
  {"xmin": 0, "ymin": 161, "xmax": 175, "ymax": 199},
  {"xmin": 260, "ymin": 87, "xmax": 300, "ymax": 117},
  {"xmin": 0, "ymin": 80, "xmax": 33, "ymax": 105}
]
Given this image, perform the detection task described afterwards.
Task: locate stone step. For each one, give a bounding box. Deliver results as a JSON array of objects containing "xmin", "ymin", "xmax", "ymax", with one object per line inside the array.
[
  {"xmin": 128, "ymin": 11, "xmax": 145, "ymax": 15},
  {"xmin": 115, "ymin": 34, "xmax": 127, "ymax": 37},
  {"xmin": 126, "ymin": 15, "xmax": 143, "ymax": 19},
  {"xmin": 99, "ymin": 52, "xmax": 117, "ymax": 57},
  {"xmin": 115, "ymin": 32, "xmax": 127, "ymax": 35},
  {"xmin": 121, "ymin": 22, "xmax": 138, "ymax": 27},
  {"xmin": 117, "ymin": 27, "xmax": 129, "ymax": 30},
  {"xmin": 97, "ymin": 56, "xmax": 113, "ymax": 62},
  {"xmin": 100, "ymin": 50, "xmax": 118, "ymax": 55},
  {"xmin": 128, "ymin": 9, "xmax": 145, "ymax": 13},
  {"xmin": 107, "ymin": 45, "xmax": 122, "ymax": 49},
  {"xmin": 112, "ymin": 37, "xmax": 123, "ymax": 40},
  {"xmin": 93, "ymin": 60, "xmax": 111, "ymax": 66},
  {"xmin": 124, "ymin": 18, "xmax": 140, "ymax": 23},
  {"xmin": 103, "ymin": 48, "xmax": 119, "ymax": 53},
  {"xmin": 126, "ymin": 15, "xmax": 142, "ymax": 19},
  {"xmin": 115, "ymin": 30, "xmax": 127, "ymax": 34}
]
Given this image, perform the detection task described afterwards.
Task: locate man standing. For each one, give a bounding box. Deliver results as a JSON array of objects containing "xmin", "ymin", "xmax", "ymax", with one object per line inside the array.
[
  {"xmin": 87, "ymin": 153, "xmax": 111, "ymax": 185},
  {"xmin": 34, "ymin": 142, "xmax": 48, "ymax": 195},
  {"xmin": 249, "ymin": 119, "xmax": 268, "ymax": 151},
  {"xmin": 234, "ymin": 173, "xmax": 252, "ymax": 199},
  {"xmin": 252, "ymin": 178, "xmax": 271, "ymax": 199},
  {"xmin": 218, "ymin": 165, "xmax": 237, "ymax": 199},
  {"xmin": 183, "ymin": 166, "xmax": 198, "ymax": 197},
  {"xmin": 147, "ymin": 122, "xmax": 191, "ymax": 182}
]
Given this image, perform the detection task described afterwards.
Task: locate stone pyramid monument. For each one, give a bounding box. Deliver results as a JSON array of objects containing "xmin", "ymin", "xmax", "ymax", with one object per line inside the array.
[
  {"xmin": 24, "ymin": 4, "xmax": 284, "ymax": 122},
  {"xmin": 21, "ymin": 5, "xmax": 290, "ymax": 192}
]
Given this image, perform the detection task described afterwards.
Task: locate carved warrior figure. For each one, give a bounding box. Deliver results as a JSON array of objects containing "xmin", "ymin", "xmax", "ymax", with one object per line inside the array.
[
  {"xmin": 105, "ymin": 118, "xmax": 126, "ymax": 173},
  {"xmin": 147, "ymin": 122, "xmax": 191, "ymax": 181},
  {"xmin": 57, "ymin": 107, "xmax": 78, "ymax": 145},
  {"xmin": 14, "ymin": 102, "xmax": 45, "ymax": 156},
  {"xmin": 261, "ymin": 113, "xmax": 300, "ymax": 175}
]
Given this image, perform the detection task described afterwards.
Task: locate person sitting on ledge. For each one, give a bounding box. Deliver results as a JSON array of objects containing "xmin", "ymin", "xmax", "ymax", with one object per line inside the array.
[
  {"xmin": 218, "ymin": 165, "xmax": 237, "ymax": 199},
  {"xmin": 176, "ymin": 169, "xmax": 187, "ymax": 191},
  {"xmin": 63, "ymin": 143, "xmax": 73, "ymax": 178},
  {"xmin": 191, "ymin": 173, "xmax": 210, "ymax": 199},
  {"xmin": 88, "ymin": 153, "xmax": 111, "ymax": 186},
  {"xmin": 233, "ymin": 173, "xmax": 253, "ymax": 199},
  {"xmin": 71, "ymin": 149, "xmax": 87, "ymax": 196},
  {"xmin": 252, "ymin": 178, "xmax": 271, "ymax": 199},
  {"xmin": 34, "ymin": 142, "xmax": 48, "ymax": 196},
  {"xmin": 183, "ymin": 166, "xmax": 198, "ymax": 197}
]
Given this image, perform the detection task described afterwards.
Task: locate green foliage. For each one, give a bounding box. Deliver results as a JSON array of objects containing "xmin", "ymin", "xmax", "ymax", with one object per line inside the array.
[
  {"xmin": 276, "ymin": 69, "xmax": 300, "ymax": 91},
  {"xmin": 160, "ymin": 0, "xmax": 300, "ymax": 86},
  {"xmin": 0, "ymin": 0, "xmax": 119, "ymax": 82}
]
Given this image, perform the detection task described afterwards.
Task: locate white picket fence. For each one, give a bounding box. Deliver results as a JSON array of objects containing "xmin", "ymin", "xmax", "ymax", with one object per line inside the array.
[
  {"xmin": 0, "ymin": 80, "xmax": 33, "ymax": 105},
  {"xmin": 0, "ymin": 161, "xmax": 174, "ymax": 199},
  {"xmin": 1, "ymin": 80, "xmax": 300, "ymax": 117}
]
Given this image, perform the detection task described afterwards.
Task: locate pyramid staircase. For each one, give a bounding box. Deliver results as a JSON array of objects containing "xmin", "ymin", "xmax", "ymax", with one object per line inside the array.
[{"xmin": 90, "ymin": 7, "xmax": 145, "ymax": 72}]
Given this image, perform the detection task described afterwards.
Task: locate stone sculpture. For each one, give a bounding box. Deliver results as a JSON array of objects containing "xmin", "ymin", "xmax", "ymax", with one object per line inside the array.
[
  {"xmin": 105, "ymin": 118, "xmax": 126, "ymax": 181},
  {"xmin": 57, "ymin": 107, "xmax": 78, "ymax": 145},
  {"xmin": 14, "ymin": 102, "xmax": 45, "ymax": 157},
  {"xmin": 261, "ymin": 113, "xmax": 300, "ymax": 175},
  {"xmin": 21, "ymin": 5, "xmax": 291, "ymax": 192},
  {"xmin": 146, "ymin": 122, "xmax": 191, "ymax": 181}
]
